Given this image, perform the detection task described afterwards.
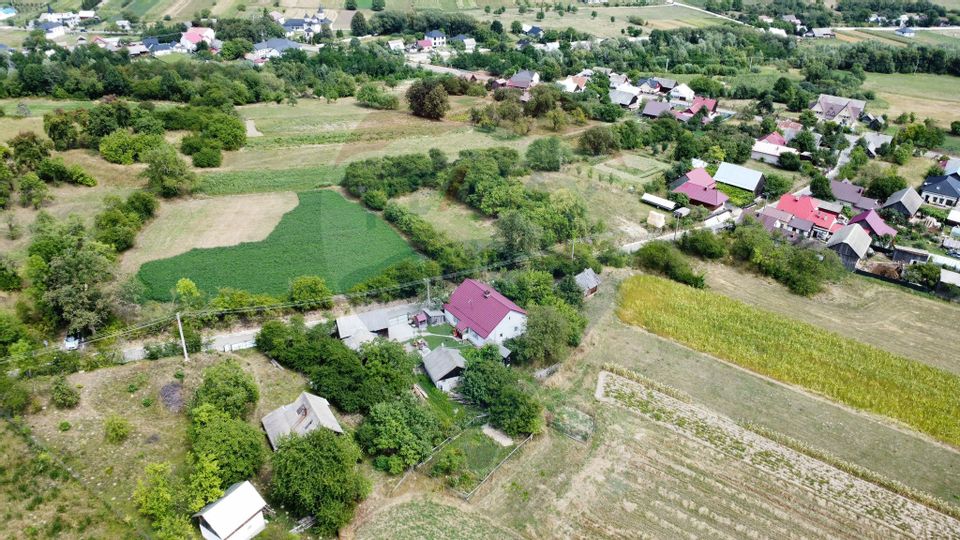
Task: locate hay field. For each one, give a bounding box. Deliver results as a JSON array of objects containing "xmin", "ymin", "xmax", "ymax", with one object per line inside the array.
[
  {"xmin": 394, "ymin": 189, "xmax": 495, "ymax": 248},
  {"xmin": 137, "ymin": 189, "xmax": 418, "ymax": 299},
  {"xmin": 119, "ymin": 192, "xmax": 299, "ymax": 275},
  {"xmin": 864, "ymin": 72, "xmax": 960, "ymax": 124}
]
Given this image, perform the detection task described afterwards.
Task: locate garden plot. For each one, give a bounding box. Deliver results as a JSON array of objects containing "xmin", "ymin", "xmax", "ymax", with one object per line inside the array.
[{"xmin": 596, "ymin": 370, "xmax": 960, "ymax": 538}]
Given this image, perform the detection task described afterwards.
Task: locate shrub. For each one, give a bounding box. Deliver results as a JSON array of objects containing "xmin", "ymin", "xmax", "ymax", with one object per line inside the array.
[
  {"xmin": 51, "ymin": 376, "xmax": 80, "ymax": 408},
  {"xmin": 288, "ymin": 275, "xmax": 334, "ymax": 309},
  {"xmin": 634, "ymin": 241, "xmax": 705, "ymax": 288},
  {"xmin": 429, "ymin": 446, "xmax": 466, "ymax": 477},
  {"xmin": 104, "ymin": 414, "xmax": 131, "ymax": 443},
  {"xmin": 356, "ymin": 84, "xmax": 399, "ymax": 110},
  {"xmin": 191, "ymin": 145, "xmax": 223, "ymax": 168},
  {"xmin": 58, "ymin": 421, "xmax": 71, "ymax": 432},
  {"xmin": 201, "ymin": 114, "xmax": 246, "ymax": 151},
  {"xmin": 0, "ymin": 376, "xmax": 30, "ymax": 415},
  {"xmin": 356, "ymin": 397, "xmax": 443, "ymax": 474},
  {"xmin": 191, "ymin": 360, "xmax": 259, "ymax": 418},
  {"xmin": 677, "ymin": 229, "xmax": 726, "ymax": 259},
  {"xmin": 180, "ymin": 134, "xmax": 206, "ymax": 156},
  {"xmin": 362, "ymin": 189, "xmax": 388, "ymax": 210},
  {"xmin": 578, "ymin": 126, "xmax": 619, "ymax": 155},
  {"xmin": 99, "ymin": 130, "xmax": 138, "ymax": 164},
  {"xmin": 190, "ymin": 404, "xmax": 265, "ymax": 487},
  {"xmin": 406, "ymin": 79, "xmax": 450, "ymax": 120}
]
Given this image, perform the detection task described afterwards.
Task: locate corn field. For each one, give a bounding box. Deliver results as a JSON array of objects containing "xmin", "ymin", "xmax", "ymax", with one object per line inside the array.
[{"xmin": 617, "ymin": 275, "xmax": 960, "ymax": 448}]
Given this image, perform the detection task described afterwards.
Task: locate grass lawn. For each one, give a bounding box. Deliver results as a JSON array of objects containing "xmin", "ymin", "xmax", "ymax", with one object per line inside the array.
[
  {"xmin": 447, "ymin": 428, "xmax": 514, "ymax": 491},
  {"xmin": 618, "ymin": 274, "xmax": 960, "ymax": 448},
  {"xmin": 393, "ymin": 189, "xmax": 494, "ymax": 249},
  {"xmin": 197, "ymin": 165, "xmax": 345, "ymax": 196},
  {"xmin": 416, "ymin": 374, "xmax": 469, "ymax": 426},
  {"xmin": 21, "ymin": 351, "xmax": 306, "ymax": 532},
  {"xmin": 137, "ymin": 189, "xmax": 418, "ymax": 300},
  {"xmin": 716, "ymin": 182, "xmax": 757, "ymax": 206}
]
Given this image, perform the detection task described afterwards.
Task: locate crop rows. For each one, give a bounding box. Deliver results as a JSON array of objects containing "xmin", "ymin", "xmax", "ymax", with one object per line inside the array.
[
  {"xmin": 617, "ymin": 275, "xmax": 960, "ymax": 448},
  {"xmin": 137, "ymin": 190, "xmax": 417, "ymax": 300}
]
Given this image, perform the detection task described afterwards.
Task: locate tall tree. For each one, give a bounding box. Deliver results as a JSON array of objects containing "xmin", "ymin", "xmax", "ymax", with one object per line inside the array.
[{"xmin": 406, "ymin": 79, "xmax": 450, "ymax": 120}]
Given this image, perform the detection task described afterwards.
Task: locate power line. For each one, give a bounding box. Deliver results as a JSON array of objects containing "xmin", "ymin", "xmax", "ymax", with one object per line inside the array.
[{"xmin": 0, "ymin": 230, "xmax": 613, "ymax": 369}]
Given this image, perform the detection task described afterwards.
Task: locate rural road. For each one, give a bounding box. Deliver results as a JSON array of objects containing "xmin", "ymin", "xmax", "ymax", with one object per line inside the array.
[{"xmin": 121, "ymin": 316, "xmax": 327, "ymax": 362}]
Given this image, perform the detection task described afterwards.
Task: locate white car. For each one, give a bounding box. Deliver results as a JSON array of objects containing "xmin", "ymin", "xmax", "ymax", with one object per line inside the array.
[{"xmin": 63, "ymin": 336, "xmax": 81, "ymax": 351}]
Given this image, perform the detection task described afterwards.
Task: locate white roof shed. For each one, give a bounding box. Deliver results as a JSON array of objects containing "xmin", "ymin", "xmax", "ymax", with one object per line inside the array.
[{"xmin": 194, "ymin": 481, "xmax": 267, "ymax": 540}]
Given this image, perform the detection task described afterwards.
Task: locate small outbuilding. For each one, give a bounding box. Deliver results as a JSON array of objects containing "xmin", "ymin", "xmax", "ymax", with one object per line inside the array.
[
  {"xmin": 194, "ymin": 481, "xmax": 268, "ymax": 540},
  {"xmin": 422, "ymin": 346, "xmax": 467, "ymax": 393},
  {"xmin": 261, "ymin": 391, "xmax": 343, "ymax": 451},
  {"xmin": 574, "ymin": 268, "xmax": 602, "ymax": 297},
  {"xmin": 882, "ymin": 187, "xmax": 924, "ymax": 217},
  {"xmin": 826, "ymin": 224, "xmax": 872, "ymax": 270}
]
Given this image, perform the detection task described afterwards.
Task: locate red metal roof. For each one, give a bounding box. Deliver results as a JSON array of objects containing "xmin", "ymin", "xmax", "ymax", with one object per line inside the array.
[
  {"xmin": 687, "ymin": 96, "xmax": 717, "ymax": 114},
  {"xmin": 850, "ymin": 209, "xmax": 897, "ymax": 238},
  {"xmin": 759, "ymin": 132, "xmax": 787, "ymax": 146},
  {"xmin": 673, "ymin": 181, "xmax": 729, "ymax": 207},
  {"xmin": 776, "ymin": 194, "xmax": 838, "ymax": 231},
  {"xmin": 683, "ymin": 167, "xmax": 714, "ymax": 187},
  {"xmin": 443, "ymin": 279, "xmax": 526, "ymax": 339}
]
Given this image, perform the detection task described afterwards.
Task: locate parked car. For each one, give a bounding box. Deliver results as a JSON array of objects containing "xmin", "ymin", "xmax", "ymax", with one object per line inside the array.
[{"xmin": 63, "ymin": 336, "xmax": 81, "ymax": 351}]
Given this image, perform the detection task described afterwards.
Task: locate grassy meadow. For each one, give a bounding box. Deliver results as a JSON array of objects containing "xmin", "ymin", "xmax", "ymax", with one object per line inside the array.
[
  {"xmin": 137, "ymin": 189, "xmax": 417, "ymax": 299},
  {"xmin": 198, "ymin": 165, "xmax": 345, "ymax": 195},
  {"xmin": 617, "ymin": 274, "xmax": 960, "ymax": 448},
  {"xmin": 863, "ymin": 72, "xmax": 960, "ymax": 124}
]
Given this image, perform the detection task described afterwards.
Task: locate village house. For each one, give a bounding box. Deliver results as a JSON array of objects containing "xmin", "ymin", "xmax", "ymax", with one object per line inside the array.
[
  {"xmin": 261, "ymin": 392, "xmax": 343, "ymax": 451},
  {"xmin": 637, "ymin": 78, "xmax": 661, "ymax": 94},
  {"xmin": 653, "ymin": 77, "xmax": 677, "ymax": 93},
  {"xmin": 335, "ymin": 303, "xmax": 422, "ymax": 350},
  {"xmin": 444, "ymin": 279, "xmax": 527, "ymax": 346},
  {"xmin": 450, "ymin": 34, "xmax": 476, "ymax": 51},
  {"xmin": 776, "ymin": 194, "xmax": 842, "ymax": 239},
  {"xmin": 827, "ymin": 224, "xmax": 872, "ymax": 269},
  {"xmin": 180, "ymin": 26, "xmax": 216, "ymax": 51},
  {"xmin": 39, "ymin": 22, "xmax": 65, "ymax": 39},
  {"xmin": 751, "ymin": 137, "xmax": 799, "ymax": 165},
  {"xmin": 506, "ymin": 70, "xmax": 540, "ymax": 90},
  {"xmin": 805, "ymin": 28, "xmax": 836, "ymax": 38},
  {"xmin": 850, "ymin": 209, "xmax": 897, "ymax": 242},
  {"xmin": 425, "ymin": 29, "xmax": 447, "ymax": 47},
  {"xmin": 896, "ymin": 27, "xmax": 916, "ymax": 37},
  {"xmin": 713, "ymin": 162, "xmax": 765, "ymax": 196},
  {"xmin": 920, "ymin": 173, "xmax": 960, "ymax": 207},
  {"xmin": 609, "ymin": 89, "xmax": 640, "ymax": 109},
  {"xmin": 641, "ymin": 100, "xmax": 673, "ymax": 119},
  {"xmin": 387, "ymin": 39, "xmax": 404, "ymax": 51},
  {"xmin": 422, "ymin": 346, "xmax": 467, "ymax": 393},
  {"xmin": 768, "ymin": 27, "xmax": 788, "ymax": 37},
  {"xmin": 194, "ymin": 481, "xmax": 268, "ymax": 540},
  {"xmin": 251, "ymin": 38, "xmax": 301, "ymax": 60},
  {"xmin": 574, "ymin": 268, "xmax": 602, "ymax": 297},
  {"xmin": 830, "ymin": 180, "xmax": 879, "ymax": 211},
  {"xmin": 882, "ymin": 186, "xmax": 924, "ymax": 217},
  {"xmin": 859, "ymin": 132, "xmax": 893, "ymax": 157},
  {"xmin": 669, "ymin": 83, "xmax": 695, "ymax": 102},
  {"xmin": 671, "ymin": 168, "xmax": 729, "ymax": 210},
  {"xmin": 810, "ymin": 94, "xmax": 866, "ymax": 126},
  {"xmin": 0, "ymin": 6, "xmax": 16, "ymax": 21},
  {"xmin": 556, "ymin": 75, "xmax": 588, "ymax": 93}
]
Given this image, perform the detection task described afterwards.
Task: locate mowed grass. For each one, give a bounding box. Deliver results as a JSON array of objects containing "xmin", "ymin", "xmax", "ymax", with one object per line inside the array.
[
  {"xmin": 137, "ymin": 190, "xmax": 417, "ymax": 300},
  {"xmin": 394, "ymin": 189, "xmax": 494, "ymax": 248},
  {"xmin": 355, "ymin": 500, "xmax": 522, "ymax": 540},
  {"xmin": 863, "ymin": 72, "xmax": 960, "ymax": 124},
  {"xmin": 617, "ymin": 274, "xmax": 960, "ymax": 448},
  {"xmin": 198, "ymin": 165, "xmax": 344, "ymax": 195}
]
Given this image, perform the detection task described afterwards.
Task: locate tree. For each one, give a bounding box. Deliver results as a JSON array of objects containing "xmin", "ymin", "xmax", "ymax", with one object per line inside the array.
[
  {"xmin": 201, "ymin": 115, "xmax": 246, "ymax": 150},
  {"xmin": 371, "ymin": 0, "xmax": 385, "ymax": 10},
  {"xmin": 763, "ymin": 173, "xmax": 792, "ymax": 198},
  {"xmin": 952, "ymin": 121, "xmax": 960, "ymax": 136},
  {"xmin": 526, "ymin": 136, "xmax": 568, "ymax": 171},
  {"xmin": 271, "ymin": 429, "xmax": 370, "ymax": 537},
  {"xmin": 134, "ymin": 462, "xmax": 175, "ymax": 526},
  {"xmin": 491, "ymin": 20, "xmax": 503, "ymax": 34},
  {"xmin": 8, "ymin": 132, "xmax": 51, "ymax": 171},
  {"xmin": 677, "ymin": 229, "xmax": 726, "ymax": 259},
  {"xmin": 799, "ymin": 110, "xmax": 818, "ymax": 128},
  {"xmin": 904, "ymin": 262, "xmax": 942, "ymax": 289},
  {"xmin": 790, "ymin": 130, "xmax": 817, "ymax": 153},
  {"xmin": 33, "ymin": 239, "xmax": 115, "ymax": 334},
  {"xmin": 351, "ymin": 12, "xmax": 369, "ymax": 35},
  {"xmin": 191, "ymin": 145, "xmax": 222, "ymax": 168},
  {"xmin": 18, "ymin": 173, "xmax": 51, "ymax": 209},
  {"xmin": 810, "ymin": 174, "xmax": 833, "ymax": 200},
  {"xmin": 406, "ymin": 79, "xmax": 450, "ymax": 120},
  {"xmin": 185, "ymin": 452, "xmax": 224, "ymax": 512},
  {"xmin": 356, "ymin": 397, "xmax": 442, "ymax": 474},
  {"xmin": 220, "ymin": 38, "xmax": 253, "ymax": 60},
  {"xmin": 191, "ymin": 359, "xmax": 259, "ymax": 418},
  {"xmin": 141, "ymin": 144, "xmax": 197, "ymax": 197},
  {"xmin": 578, "ymin": 126, "xmax": 619, "ymax": 155},
  {"xmin": 545, "ymin": 108, "xmax": 568, "ymax": 132},
  {"xmin": 345, "ymin": 0, "xmax": 357, "ymax": 8},
  {"xmin": 866, "ymin": 173, "xmax": 907, "ymax": 201},
  {"xmin": 175, "ymin": 277, "xmax": 203, "ymax": 308},
  {"xmin": 490, "ymin": 386, "xmax": 542, "ymax": 436},
  {"xmin": 190, "ymin": 404, "xmax": 265, "ymax": 487},
  {"xmin": 289, "ymin": 275, "xmax": 334, "ymax": 309},
  {"xmin": 459, "ymin": 347, "xmax": 513, "ymax": 407},
  {"xmin": 510, "ymin": 304, "xmax": 573, "ymax": 365},
  {"xmin": 778, "ymin": 151, "xmax": 801, "ymax": 171},
  {"xmin": 356, "ymin": 84, "xmax": 399, "ymax": 110},
  {"xmin": 495, "ymin": 209, "xmax": 543, "ymax": 257}
]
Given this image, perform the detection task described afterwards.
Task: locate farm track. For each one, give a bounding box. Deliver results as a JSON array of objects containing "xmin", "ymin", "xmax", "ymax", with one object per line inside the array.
[{"xmin": 596, "ymin": 370, "xmax": 960, "ymax": 538}]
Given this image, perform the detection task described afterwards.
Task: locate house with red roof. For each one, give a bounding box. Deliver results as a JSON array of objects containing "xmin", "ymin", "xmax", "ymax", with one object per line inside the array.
[
  {"xmin": 775, "ymin": 194, "xmax": 842, "ymax": 239},
  {"xmin": 444, "ymin": 279, "xmax": 527, "ymax": 346},
  {"xmin": 849, "ymin": 209, "xmax": 897, "ymax": 241},
  {"xmin": 180, "ymin": 26, "xmax": 215, "ymax": 51},
  {"xmin": 686, "ymin": 96, "xmax": 718, "ymax": 116},
  {"xmin": 758, "ymin": 132, "xmax": 787, "ymax": 146},
  {"xmin": 670, "ymin": 168, "xmax": 729, "ymax": 210}
]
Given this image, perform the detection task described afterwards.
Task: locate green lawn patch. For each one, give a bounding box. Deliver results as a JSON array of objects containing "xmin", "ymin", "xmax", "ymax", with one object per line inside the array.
[
  {"xmin": 198, "ymin": 166, "xmax": 344, "ymax": 196},
  {"xmin": 447, "ymin": 428, "xmax": 514, "ymax": 490},
  {"xmin": 137, "ymin": 190, "xmax": 417, "ymax": 300},
  {"xmin": 716, "ymin": 182, "xmax": 757, "ymax": 206},
  {"xmin": 417, "ymin": 374, "xmax": 467, "ymax": 425},
  {"xmin": 618, "ymin": 275, "xmax": 960, "ymax": 448}
]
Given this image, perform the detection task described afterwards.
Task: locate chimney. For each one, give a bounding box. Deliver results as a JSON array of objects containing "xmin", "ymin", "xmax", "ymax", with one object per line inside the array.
[{"xmin": 483, "ymin": 290, "xmax": 491, "ymax": 298}]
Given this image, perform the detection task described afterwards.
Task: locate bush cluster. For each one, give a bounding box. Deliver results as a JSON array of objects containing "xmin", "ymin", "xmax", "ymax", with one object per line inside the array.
[
  {"xmin": 459, "ymin": 346, "xmax": 543, "ymax": 436},
  {"xmin": 634, "ymin": 241, "xmax": 705, "ymax": 289}
]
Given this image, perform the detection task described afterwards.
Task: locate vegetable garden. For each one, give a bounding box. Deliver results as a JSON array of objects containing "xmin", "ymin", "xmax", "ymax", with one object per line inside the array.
[
  {"xmin": 137, "ymin": 190, "xmax": 417, "ymax": 300},
  {"xmin": 617, "ymin": 275, "xmax": 960, "ymax": 448}
]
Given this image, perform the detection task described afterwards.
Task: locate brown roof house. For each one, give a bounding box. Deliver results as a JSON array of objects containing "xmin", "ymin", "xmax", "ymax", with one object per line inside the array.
[
  {"xmin": 261, "ymin": 391, "xmax": 343, "ymax": 450},
  {"xmin": 826, "ymin": 224, "xmax": 872, "ymax": 270},
  {"xmin": 810, "ymin": 94, "xmax": 866, "ymax": 126}
]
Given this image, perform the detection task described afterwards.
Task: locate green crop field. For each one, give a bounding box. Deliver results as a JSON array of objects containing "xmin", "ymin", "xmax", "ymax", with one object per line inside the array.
[
  {"xmin": 618, "ymin": 274, "xmax": 960, "ymax": 448},
  {"xmin": 198, "ymin": 165, "xmax": 345, "ymax": 196},
  {"xmin": 137, "ymin": 190, "xmax": 418, "ymax": 300}
]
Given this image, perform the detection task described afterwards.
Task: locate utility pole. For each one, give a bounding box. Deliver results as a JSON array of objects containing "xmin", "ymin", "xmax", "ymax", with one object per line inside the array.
[
  {"xmin": 570, "ymin": 235, "xmax": 576, "ymax": 259},
  {"xmin": 425, "ymin": 278, "xmax": 432, "ymax": 304},
  {"xmin": 176, "ymin": 312, "xmax": 189, "ymax": 362}
]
